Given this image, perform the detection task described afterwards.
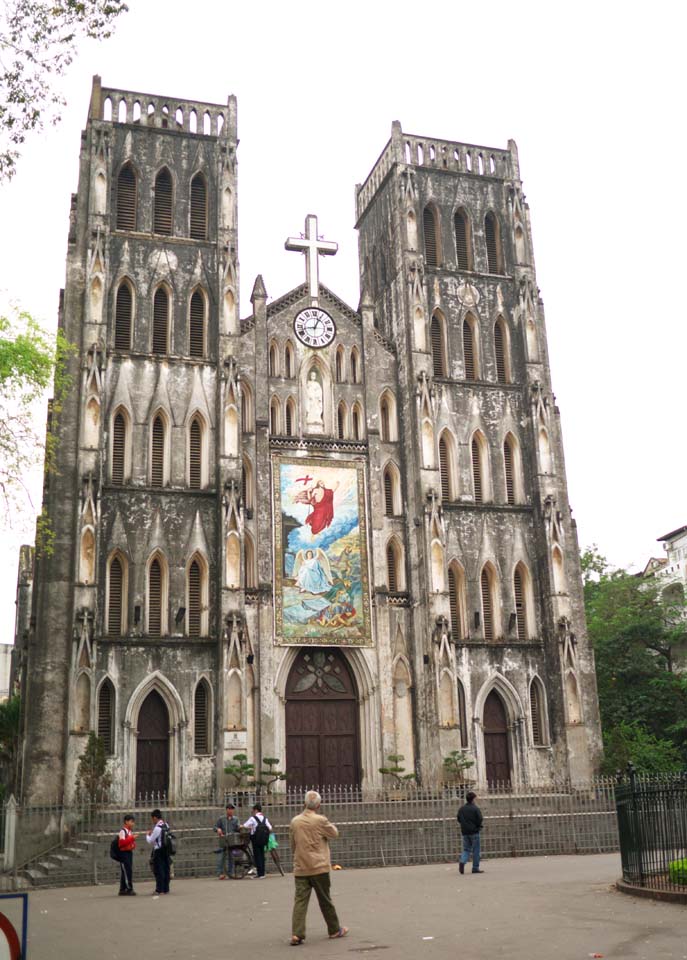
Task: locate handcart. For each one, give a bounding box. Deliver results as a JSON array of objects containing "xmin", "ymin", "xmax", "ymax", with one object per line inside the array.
[{"xmin": 225, "ymin": 828, "xmax": 256, "ymax": 879}]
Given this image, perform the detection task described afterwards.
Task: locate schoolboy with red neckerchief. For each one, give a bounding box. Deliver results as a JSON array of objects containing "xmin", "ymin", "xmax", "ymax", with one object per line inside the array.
[{"xmin": 118, "ymin": 814, "xmax": 137, "ymax": 895}]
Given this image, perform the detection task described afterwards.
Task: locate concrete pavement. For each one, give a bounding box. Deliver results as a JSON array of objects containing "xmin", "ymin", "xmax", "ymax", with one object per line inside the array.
[{"xmin": 24, "ymin": 854, "xmax": 687, "ymax": 959}]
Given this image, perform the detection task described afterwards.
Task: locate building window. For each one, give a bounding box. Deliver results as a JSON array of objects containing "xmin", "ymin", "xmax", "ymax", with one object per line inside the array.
[
  {"xmin": 189, "ymin": 290, "xmax": 206, "ymax": 358},
  {"xmin": 194, "ymin": 680, "xmax": 210, "ymax": 754},
  {"xmin": 379, "ymin": 391, "xmax": 397, "ymax": 441},
  {"xmin": 245, "ymin": 533, "xmax": 257, "ymax": 589},
  {"xmin": 431, "ymin": 312, "xmax": 446, "ymax": 378},
  {"xmin": 284, "ymin": 341, "xmax": 294, "ymax": 379},
  {"xmin": 111, "ymin": 409, "xmax": 127, "ymax": 485},
  {"xmin": 107, "ymin": 554, "xmax": 126, "ymax": 635},
  {"xmin": 114, "ymin": 281, "xmax": 133, "ymax": 351},
  {"xmin": 352, "ymin": 404, "xmax": 362, "ymax": 441},
  {"xmin": 448, "ymin": 562, "xmax": 467, "ymax": 641},
  {"xmin": 439, "ymin": 430, "xmax": 457, "ymax": 501},
  {"xmin": 494, "ymin": 318, "xmax": 509, "ymax": 383},
  {"xmin": 454, "ymin": 208, "xmax": 472, "ymax": 270},
  {"xmin": 269, "ymin": 341, "xmax": 279, "ymax": 377},
  {"xmin": 485, "ymin": 212, "xmax": 502, "ymax": 273},
  {"xmin": 463, "ymin": 317, "xmax": 478, "ymax": 380},
  {"xmin": 504, "ymin": 435, "xmax": 515, "ymax": 505},
  {"xmin": 530, "ymin": 677, "xmax": 546, "ymax": 746},
  {"xmin": 383, "ymin": 463, "xmax": 401, "ymax": 516},
  {"xmin": 514, "ymin": 565, "xmax": 527, "ymax": 639},
  {"xmin": 285, "ymin": 398, "xmax": 296, "ymax": 437},
  {"xmin": 190, "ymin": 172, "xmax": 208, "ymax": 240},
  {"xmin": 270, "ymin": 397, "xmax": 281, "ymax": 435},
  {"xmin": 153, "ymin": 167, "xmax": 173, "ymax": 235},
  {"xmin": 457, "ymin": 677, "xmax": 468, "ymax": 748},
  {"xmin": 148, "ymin": 556, "xmax": 163, "ymax": 636},
  {"xmin": 335, "ymin": 346, "xmax": 344, "ymax": 383},
  {"xmin": 189, "ymin": 415, "xmax": 204, "ymax": 489},
  {"xmin": 386, "ymin": 539, "xmax": 403, "ymax": 592},
  {"xmin": 423, "ymin": 205, "xmax": 440, "ymax": 268},
  {"xmin": 97, "ymin": 679, "xmax": 115, "ymax": 755},
  {"xmin": 481, "ymin": 566, "xmax": 497, "ymax": 641},
  {"xmin": 152, "ymin": 286, "xmax": 170, "ymax": 354},
  {"xmin": 350, "ymin": 348, "xmax": 360, "ymax": 384},
  {"xmin": 151, "ymin": 414, "xmax": 166, "ymax": 487},
  {"xmin": 188, "ymin": 558, "xmax": 203, "ymax": 637},
  {"xmin": 471, "ymin": 432, "xmax": 489, "ymax": 503},
  {"xmin": 337, "ymin": 402, "xmax": 347, "ymax": 440},
  {"xmin": 116, "ymin": 163, "xmax": 136, "ymax": 231}
]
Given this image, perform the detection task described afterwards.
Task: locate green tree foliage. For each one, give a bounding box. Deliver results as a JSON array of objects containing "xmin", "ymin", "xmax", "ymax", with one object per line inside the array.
[
  {"xmin": 0, "ymin": 307, "xmax": 73, "ymax": 530},
  {"xmin": 259, "ymin": 757, "xmax": 286, "ymax": 793},
  {"xmin": 0, "ymin": 694, "xmax": 21, "ymax": 794},
  {"xmin": 224, "ymin": 753, "xmax": 255, "ymax": 788},
  {"xmin": 581, "ymin": 547, "xmax": 687, "ymax": 774},
  {"xmin": 379, "ymin": 754, "xmax": 416, "ymax": 783},
  {"xmin": 0, "ymin": 0, "xmax": 128, "ymax": 179},
  {"xmin": 74, "ymin": 731, "xmax": 112, "ymax": 804}
]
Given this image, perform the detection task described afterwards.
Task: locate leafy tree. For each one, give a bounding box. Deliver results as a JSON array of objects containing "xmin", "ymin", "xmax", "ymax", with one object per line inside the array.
[
  {"xmin": 442, "ymin": 750, "xmax": 475, "ymax": 781},
  {"xmin": 581, "ymin": 547, "xmax": 687, "ymax": 773},
  {"xmin": 0, "ymin": 694, "xmax": 21, "ymax": 794},
  {"xmin": 224, "ymin": 753, "xmax": 255, "ymax": 789},
  {"xmin": 259, "ymin": 757, "xmax": 286, "ymax": 794},
  {"xmin": 74, "ymin": 731, "xmax": 111, "ymax": 804},
  {"xmin": 0, "ymin": 0, "xmax": 128, "ymax": 179},
  {"xmin": 379, "ymin": 754, "xmax": 416, "ymax": 784}
]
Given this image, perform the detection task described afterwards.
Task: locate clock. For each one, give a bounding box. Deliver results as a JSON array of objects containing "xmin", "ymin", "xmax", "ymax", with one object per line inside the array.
[{"xmin": 293, "ymin": 307, "xmax": 336, "ymax": 348}]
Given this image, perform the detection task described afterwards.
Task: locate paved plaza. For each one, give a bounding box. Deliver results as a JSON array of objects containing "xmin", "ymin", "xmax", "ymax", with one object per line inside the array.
[{"xmin": 25, "ymin": 854, "xmax": 687, "ymax": 960}]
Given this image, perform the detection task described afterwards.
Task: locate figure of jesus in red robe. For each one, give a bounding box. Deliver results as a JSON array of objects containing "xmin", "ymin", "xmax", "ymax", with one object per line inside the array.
[{"xmin": 295, "ymin": 480, "xmax": 337, "ymax": 536}]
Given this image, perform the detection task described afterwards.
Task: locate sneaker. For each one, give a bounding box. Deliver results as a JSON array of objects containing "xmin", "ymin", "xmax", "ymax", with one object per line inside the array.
[
  {"xmin": 472, "ymin": 869, "xmax": 485, "ymax": 874},
  {"xmin": 458, "ymin": 862, "xmax": 464, "ymax": 875}
]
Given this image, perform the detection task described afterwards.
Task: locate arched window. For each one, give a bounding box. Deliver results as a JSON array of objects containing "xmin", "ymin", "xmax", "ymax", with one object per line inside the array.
[
  {"xmin": 439, "ymin": 430, "xmax": 457, "ymax": 501},
  {"xmin": 379, "ymin": 391, "xmax": 397, "ymax": 441},
  {"xmin": 503, "ymin": 435, "xmax": 515, "ymax": 504},
  {"xmin": 352, "ymin": 404, "xmax": 362, "ymax": 441},
  {"xmin": 457, "ymin": 677, "xmax": 468, "ymax": 748},
  {"xmin": 188, "ymin": 414, "xmax": 204, "ymax": 489},
  {"xmin": 107, "ymin": 553, "xmax": 126, "ymax": 635},
  {"xmin": 284, "ymin": 341, "xmax": 294, "ymax": 379},
  {"xmin": 513, "ymin": 564, "xmax": 529, "ymax": 640},
  {"xmin": 245, "ymin": 533, "xmax": 257, "ymax": 589},
  {"xmin": 241, "ymin": 382, "xmax": 254, "ymax": 433},
  {"xmin": 152, "ymin": 286, "xmax": 169, "ymax": 354},
  {"xmin": 187, "ymin": 555, "xmax": 206, "ymax": 637},
  {"xmin": 147, "ymin": 554, "xmax": 165, "ymax": 636},
  {"xmin": 383, "ymin": 463, "xmax": 401, "ymax": 516},
  {"xmin": 194, "ymin": 679, "xmax": 211, "ymax": 753},
  {"xmin": 270, "ymin": 397, "xmax": 281, "ymax": 435},
  {"xmin": 494, "ymin": 318, "xmax": 509, "ymax": 383},
  {"xmin": 111, "ymin": 408, "xmax": 128, "ymax": 484},
  {"xmin": 269, "ymin": 341, "xmax": 279, "ymax": 377},
  {"xmin": 190, "ymin": 172, "xmax": 208, "ymax": 240},
  {"xmin": 463, "ymin": 316, "xmax": 478, "ymax": 380},
  {"xmin": 485, "ymin": 212, "xmax": 502, "ymax": 273},
  {"xmin": 153, "ymin": 167, "xmax": 173, "ymax": 235},
  {"xmin": 97, "ymin": 678, "xmax": 115, "ymax": 755},
  {"xmin": 448, "ymin": 561, "xmax": 468, "ymax": 640},
  {"xmin": 350, "ymin": 348, "xmax": 360, "ymax": 384},
  {"xmin": 189, "ymin": 289, "xmax": 206, "ymax": 358},
  {"xmin": 242, "ymin": 456, "xmax": 254, "ymax": 511},
  {"xmin": 285, "ymin": 397, "xmax": 296, "ymax": 437},
  {"xmin": 530, "ymin": 677, "xmax": 546, "ymax": 746},
  {"xmin": 471, "ymin": 431, "xmax": 489, "ymax": 503},
  {"xmin": 386, "ymin": 538, "xmax": 404, "ymax": 592},
  {"xmin": 116, "ymin": 163, "xmax": 136, "ymax": 231},
  {"xmin": 423, "ymin": 205, "xmax": 440, "ymax": 267},
  {"xmin": 480, "ymin": 564, "xmax": 498, "ymax": 641},
  {"xmin": 150, "ymin": 413, "xmax": 166, "ymax": 487},
  {"xmin": 335, "ymin": 346, "xmax": 345, "ymax": 383},
  {"xmin": 454, "ymin": 208, "xmax": 472, "ymax": 270},
  {"xmin": 337, "ymin": 401, "xmax": 347, "ymax": 439},
  {"xmin": 431, "ymin": 312, "xmax": 447, "ymax": 377},
  {"xmin": 114, "ymin": 280, "xmax": 133, "ymax": 351}
]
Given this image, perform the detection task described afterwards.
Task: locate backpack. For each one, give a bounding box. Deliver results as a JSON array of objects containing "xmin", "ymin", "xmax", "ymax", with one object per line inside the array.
[
  {"xmin": 253, "ymin": 815, "xmax": 270, "ymax": 847},
  {"xmin": 160, "ymin": 822, "xmax": 177, "ymax": 856},
  {"xmin": 109, "ymin": 835, "xmax": 122, "ymax": 861}
]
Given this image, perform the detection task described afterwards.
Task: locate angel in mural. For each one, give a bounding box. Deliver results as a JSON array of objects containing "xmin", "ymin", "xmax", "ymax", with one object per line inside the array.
[
  {"xmin": 293, "ymin": 479, "xmax": 339, "ymax": 536},
  {"xmin": 293, "ymin": 548, "xmax": 334, "ymax": 595}
]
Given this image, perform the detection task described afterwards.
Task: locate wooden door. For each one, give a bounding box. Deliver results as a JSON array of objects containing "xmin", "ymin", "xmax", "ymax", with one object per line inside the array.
[
  {"xmin": 286, "ymin": 649, "xmax": 359, "ymax": 788},
  {"xmin": 136, "ymin": 690, "xmax": 169, "ymax": 798},
  {"xmin": 483, "ymin": 690, "xmax": 510, "ymax": 785}
]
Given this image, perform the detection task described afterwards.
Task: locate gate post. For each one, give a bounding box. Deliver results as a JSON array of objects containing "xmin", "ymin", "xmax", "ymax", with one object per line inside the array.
[{"xmin": 3, "ymin": 795, "xmax": 18, "ymax": 872}]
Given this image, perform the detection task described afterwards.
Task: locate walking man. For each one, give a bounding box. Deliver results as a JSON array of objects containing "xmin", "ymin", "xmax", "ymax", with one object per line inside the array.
[
  {"xmin": 289, "ymin": 790, "xmax": 348, "ymax": 945},
  {"xmin": 146, "ymin": 808, "xmax": 171, "ymax": 895},
  {"xmin": 215, "ymin": 802, "xmax": 239, "ymax": 879},
  {"xmin": 243, "ymin": 803, "xmax": 272, "ymax": 879},
  {"xmin": 457, "ymin": 791, "xmax": 484, "ymax": 874},
  {"xmin": 117, "ymin": 814, "xmax": 137, "ymax": 895}
]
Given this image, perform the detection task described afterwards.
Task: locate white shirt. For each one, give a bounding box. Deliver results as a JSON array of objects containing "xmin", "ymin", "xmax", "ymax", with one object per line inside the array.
[
  {"xmin": 146, "ymin": 819, "xmax": 167, "ymax": 849},
  {"xmin": 243, "ymin": 813, "xmax": 272, "ymax": 835}
]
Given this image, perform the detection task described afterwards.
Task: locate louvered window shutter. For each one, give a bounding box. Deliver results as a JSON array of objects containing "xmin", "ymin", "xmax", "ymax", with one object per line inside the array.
[
  {"xmin": 152, "ymin": 288, "xmax": 169, "ymax": 354},
  {"xmin": 351, "ymin": 352, "xmax": 358, "ymax": 383},
  {"xmin": 114, "ymin": 284, "xmax": 132, "ymax": 351},
  {"xmin": 112, "ymin": 412, "xmax": 126, "ymax": 484},
  {"xmin": 241, "ymin": 464, "xmax": 248, "ymax": 508},
  {"xmin": 439, "ymin": 436, "xmax": 450, "ymax": 500},
  {"xmin": 431, "ymin": 316, "xmax": 445, "ymax": 377},
  {"xmin": 151, "ymin": 416, "xmax": 164, "ymax": 487},
  {"xmin": 148, "ymin": 558, "xmax": 162, "ymax": 635},
  {"xmin": 189, "ymin": 418, "xmax": 202, "ymax": 489},
  {"xmin": 485, "ymin": 213, "xmax": 499, "ymax": 273},
  {"xmin": 380, "ymin": 401, "xmax": 390, "ymax": 442},
  {"xmin": 97, "ymin": 681, "xmax": 114, "ymax": 754},
  {"xmin": 530, "ymin": 682, "xmax": 543, "ymax": 745},
  {"xmin": 337, "ymin": 406, "xmax": 345, "ymax": 439},
  {"xmin": 455, "ymin": 211, "xmax": 470, "ymax": 270},
  {"xmin": 285, "ymin": 403, "xmax": 293, "ymax": 436},
  {"xmin": 352, "ymin": 408, "xmax": 360, "ymax": 441},
  {"xmin": 423, "ymin": 207, "xmax": 438, "ymax": 267},
  {"xmin": 514, "ymin": 568, "xmax": 526, "ymax": 640},
  {"xmin": 448, "ymin": 566, "xmax": 459, "ymax": 639},
  {"xmin": 384, "ymin": 469, "xmax": 394, "ymax": 515},
  {"xmin": 188, "ymin": 560, "xmax": 201, "ymax": 636},
  {"xmin": 108, "ymin": 557, "xmax": 123, "ymax": 635},
  {"xmin": 387, "ymin": 544, "xmax": 398, "ymax": 592},
  {"xmin": 481, "ymin": 569, "xmax": 494, "ymax": 641},
  {"xmin": 471, "ymin": 438, "xmax": 483, "ymax": 503},
  {"xmin": 189, "ymin": 292, "xmax": 205, "ymax": 357},
  {"xmin": 154, "ymin": 169, "xmax": 173, "ymax": 235},
  {"xmin": 504, "ymin": 440, "xmax": 515, "ymax": 505},
  {"xmin": 457, "ymin": 680, "xmax": 468, "ymax": 748},
  {"xmin": 270, "ymin": 403, "xmax": 279, "ymax": 435},
  {"xmin": 116, "ymin": 165, "xmax": 136, "ymax": 231},
  {"xmin": 194, "ymin": 682, "xmax": 209, "ymax": 753},
  {"xmin": 463, "ymin": 321, "xmax": 476, "ymax": 380},
  {"xmin": 190, "ymin": 174, "xmax": 207, "ymax": 240},
  {"xmin": 285, "ymin": 348, "xmax": 292, "ymax": 379},
  {"xmin": 336, "ymin": 351, "xmax": 343, "ymax": 382},
  {"xmin": 494, "ymin": 322, "xmax": 507, "ymax": 383}
]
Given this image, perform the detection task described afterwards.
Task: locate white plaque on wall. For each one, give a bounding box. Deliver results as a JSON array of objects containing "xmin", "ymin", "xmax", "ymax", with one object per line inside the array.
[{"xmin": 224, "ymin": 730, "xmax": 248, "ymax": 751}]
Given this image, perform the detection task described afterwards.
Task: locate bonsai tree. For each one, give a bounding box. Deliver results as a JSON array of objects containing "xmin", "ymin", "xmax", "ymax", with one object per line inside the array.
[
  {"xmin": 443, "ymin": 750, "xmax": 475, "ymax": 781},
  {"xmin": 224, "ymin": 753, "xmax": 255, "ymax": 788},
  {"xmin": 379, "ymin": 754, "xmax": 417, "ymax": 784},
  {"xmin": 74, "ymin": 732, "xmax": 112, "ymax": 806},
  {"xmin": 259, "ymin": 757, "xmax": 286, "ymax": 794}
]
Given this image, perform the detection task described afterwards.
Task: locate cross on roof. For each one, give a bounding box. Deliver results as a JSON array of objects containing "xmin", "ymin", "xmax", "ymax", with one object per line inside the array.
[{"xmin": 285, "ymin": 214, "xmax": 338, "ymax": 306}]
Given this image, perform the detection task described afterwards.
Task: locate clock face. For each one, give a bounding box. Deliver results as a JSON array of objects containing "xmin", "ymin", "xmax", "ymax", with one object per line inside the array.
[{"xmin": 293, "ymin": 307, "xmax": 336, "ymax": 348}]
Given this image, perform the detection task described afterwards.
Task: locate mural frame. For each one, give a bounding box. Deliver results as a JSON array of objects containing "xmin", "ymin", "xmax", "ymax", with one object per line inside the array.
[{"xmin": 272, "ymin": 455, "xmax": 372, "ymax": 647}]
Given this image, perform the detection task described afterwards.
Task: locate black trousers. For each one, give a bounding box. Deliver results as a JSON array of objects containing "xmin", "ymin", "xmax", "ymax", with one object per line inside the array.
[
  {"xmin": 153, "ymin": 849, "xmax": 171, "ymax": 893},
  {"xmin": 252, "ymin": 841, "xmax": 266, "ymax": 877},
  {"xmin": 119, "ymin": 850, "xmax": 133, "ymax": 892}
]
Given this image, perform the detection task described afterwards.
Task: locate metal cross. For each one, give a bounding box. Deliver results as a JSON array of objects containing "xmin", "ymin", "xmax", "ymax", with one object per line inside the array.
[{"xmin": 285, "ymin": 214, "xmax": 338, "ymax": 306}]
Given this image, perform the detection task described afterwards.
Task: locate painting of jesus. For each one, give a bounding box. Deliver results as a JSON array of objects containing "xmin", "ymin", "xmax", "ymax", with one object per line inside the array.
[{"xmin": 273, "ymin": 457, "xmax": 371, "ymax": 646}]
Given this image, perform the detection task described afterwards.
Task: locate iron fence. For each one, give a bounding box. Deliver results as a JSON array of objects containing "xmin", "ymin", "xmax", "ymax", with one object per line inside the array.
[
  {"xmin": 616, "ymin": 766, "xmax": 687, "ymax": 894},
  {"xmin": 1, "ymin": 778, "xmax": 620, "ymax": 890}
]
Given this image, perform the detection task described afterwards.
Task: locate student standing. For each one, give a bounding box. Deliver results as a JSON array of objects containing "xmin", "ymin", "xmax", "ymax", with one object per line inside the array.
[
  {"xmin": 117, "ymin": 814, "xmax": 137, "ymax": 895},
  {"xmin": 146, "ymin": 808, "xmax": 171, "ymax": 895},
  {"xmin": 457, "ymin": 791, "xmax": 484, "ymax": 874},
  {"xmin": 243, "ymin": 803, "xmax": 272, "ymax": 878}
]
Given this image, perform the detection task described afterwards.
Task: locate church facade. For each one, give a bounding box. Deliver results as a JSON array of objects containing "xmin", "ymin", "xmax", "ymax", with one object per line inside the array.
[{"xmin": 17, "ymin": 78, "xmax": 602, "ymax": 803}]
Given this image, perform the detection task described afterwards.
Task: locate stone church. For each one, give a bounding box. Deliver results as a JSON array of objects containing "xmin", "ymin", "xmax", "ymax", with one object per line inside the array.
[{"xmin": 17, "ymin": 77, "xmax": 602, "ymax": 803}]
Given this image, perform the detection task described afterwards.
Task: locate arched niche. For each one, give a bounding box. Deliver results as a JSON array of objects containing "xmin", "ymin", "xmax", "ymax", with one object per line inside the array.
[
  {"xmin": 300, "ymin": 357, "xmax": 331, "ymax": 436},
  {"xmin": 84, "ymin": 397, "xmax": 100, "ymax": 448},
  {"xmin": 538, "ymin": 428, "xmax": 552, "ymax": 474},
  {"xmin": 74, "ymin": 673, "xmax": 91, "ymax": 732},
  {"xmin": 90, "ymin": 276, "xmax": 103, "ymax": 323},
  {"xmin": 431, "ymin": 539, "xmax": 445, "ymax": 592},
  {"xmin": 222, "ymin": 187, "xmax": 233, "ymax": 228},
  {"xmin": 414, "ymin": 306, "xmax": 426, "ymax": 351},
  {"xmin": 226, "ymin": 532, "xmax": 240, "ymax": 588},
  {"xmin": 79, "ymin": 527, "xmax": 96, "ymax": 584},
  {"xmin": 565, "ymin": 672, "xmax": 582, "ymax": 723},
  {"xmin": 407, "ymin": 209, "xmax": 418, "ymax": 249},
  {"xmin": 227, "ymin": 670, "xmax": 243, "ymax": 729},
  {"xmin": 225, "ymin": 404, "xmax": 239, "ymax": 457},
  {"xmin": 421, "ymin": 419, "xmax": 435, "ymax": 469},
  {"xmin": 94, "ymin": 171, "xmax": 107, "ymax": 214},
  {"xmin": 392, "ymin": 656, "xmax": 415, "ymax": 770},
  {"xmin": 439, "ymin": 669, "xmax": 457, "ymax": 727},
  {"xmin": 223, "ymin": 288, "xmax": 237, "ymax": 335}
]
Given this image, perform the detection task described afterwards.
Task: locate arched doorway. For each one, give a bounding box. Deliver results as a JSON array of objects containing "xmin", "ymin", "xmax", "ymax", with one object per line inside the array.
[
  {"xmin": 136, "ymin": 690, "xmax": 170, "ymax": 798},
  {"xmin": 286, "ymin": 648, "xmax": 360, "ymax": 788},
  {"xmin": 483, "ymin": 690, "xmax": 511, "ymax": 785}
]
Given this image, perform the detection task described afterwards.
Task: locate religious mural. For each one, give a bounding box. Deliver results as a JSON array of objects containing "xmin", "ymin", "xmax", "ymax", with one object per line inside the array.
[{"xmin": 273, "ymin": 456, "xmax": 372, "ymax": 645}]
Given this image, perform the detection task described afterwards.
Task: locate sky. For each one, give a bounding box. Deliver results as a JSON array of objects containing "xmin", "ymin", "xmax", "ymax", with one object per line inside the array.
[{"xmin": 0, "ymin": 0, "xmax": 684, "ymax": 644}]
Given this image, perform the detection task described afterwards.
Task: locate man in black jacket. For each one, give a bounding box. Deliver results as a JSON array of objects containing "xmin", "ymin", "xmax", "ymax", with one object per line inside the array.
[{"xmin": 457, "ymin": 792, "xmax": 484, "ymax": 874}]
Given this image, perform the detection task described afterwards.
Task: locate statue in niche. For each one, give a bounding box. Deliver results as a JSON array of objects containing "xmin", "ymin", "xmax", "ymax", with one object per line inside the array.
[{"xmin": 305, "ymin": 370, "xmax": 324, "ymax": 432}]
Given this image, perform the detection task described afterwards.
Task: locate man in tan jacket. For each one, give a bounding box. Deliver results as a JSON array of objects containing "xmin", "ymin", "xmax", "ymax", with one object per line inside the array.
[{"xmin": 289, "ymin": 790, "xmax": 348, "ymax": 945}]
